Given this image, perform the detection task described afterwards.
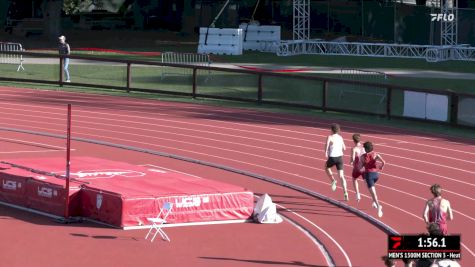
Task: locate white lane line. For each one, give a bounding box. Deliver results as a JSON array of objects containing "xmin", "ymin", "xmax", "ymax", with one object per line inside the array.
[
  {"xmin": 138, "ymin": 164, "xmax": 346, "ymax": 267},
  {"xmin": 280, "ymin": 212, "xmax": 336, "ymax": 267},
  {"xmin": 384, "ymin": 162, "xmax": 475, "ymax": 188},
  {"xmin": 2, "ymin": 102, "xmax": 475, "ymax": 171},
  {"xmin": 1, "ymin": 120, "xmax": 475, "ymax": 202},
  {"xmin": 383, "ymin": 172, "xmax": 475, "ymax": 201},
  {"xmin": 140, "ymin": 164, "xmax": 203, "ymax": 179},
  {"xmin": 4, "ymin": 116, "xmax": 475, "ymax": 193},
  {"xmin": 276, "ymin": 203, "xmax": 349, "ymax": 267},
  {"xmin": 123, "ymin": 219, "xmax": 249, "ymax": 230},
  {"xmin": 376, "ymin": 182, "xmax": 475, "ymax": 220},
  {"xmin": 0, "ymin": 89, "xmax": 473, "ymax": 257},
  {"xmin": 0, "ymin": 94, "xmax": 472, "ymax": 253},
  {"xmin": 0, "ymin": 149, "xmax": 67, "ymax": 154},
  {"xmin": 81, "ymin": 132, "xmax": 475, "ymax": 219},
  {"xmin": 21, "ymin": 122, "xmax": 475, "ymax": 214},
  {"xmin": 0, "ymin": 137, "xmax": 65, "ymax": 150},
  {"xmin": 1, "ymin": 96, "xmax": 474, "ymax": 157},
  {"xmin": 2, "ymin": 109, "xmax": 475, "ymax": 179},
  {"xmin": 355, "ymin": 191, "xmax": 475, "ymax": 258}
]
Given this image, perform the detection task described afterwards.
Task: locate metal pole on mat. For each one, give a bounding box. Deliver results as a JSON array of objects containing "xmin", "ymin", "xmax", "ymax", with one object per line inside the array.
[
  {"xmin": 57, "ymin": 104, "xmax": 80, "ymax": 224},
  {"xmin": 64, "ymin": 103, "xmax": 71, "ymax": 219}
]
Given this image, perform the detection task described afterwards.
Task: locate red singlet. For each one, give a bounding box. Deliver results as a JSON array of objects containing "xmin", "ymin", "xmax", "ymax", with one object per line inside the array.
[
  {"xmin": 429, "ymin": 197, "xmax": 448, "ymax": 235},
  {"xmin": 362, "ymin": 151, "xmax": 378, "ymax": 172}
]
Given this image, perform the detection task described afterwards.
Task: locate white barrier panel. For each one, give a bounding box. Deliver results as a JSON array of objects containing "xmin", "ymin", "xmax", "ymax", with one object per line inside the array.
[
  {"xmin": 0, "ymin": 42, "xmax": 25, "ymax": 71},
  {"xmin": 403, "ymin": 91, "xmax": 426, "ymax": 119},
  {"xmin": 403, "ymin": 91, "xmax": 448, "ymax": 121},
  {"xmin": 457, "ymin": 96, "xmax": 475, "ymax": 127},
  {"xmin": 426, "ymin": 93, "xmax": 448, "ymax": 121},
  {"xmin": 239, "ymin": 24, "xmax": 281, "ymax": 52},
  {"xmin": 198, "ymin": 28, "xmax": 243, "ymax": 55}
]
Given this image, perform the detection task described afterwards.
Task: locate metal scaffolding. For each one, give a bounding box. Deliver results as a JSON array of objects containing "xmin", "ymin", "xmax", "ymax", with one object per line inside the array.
[
  {"xmin": 440, "ymin": 0, "xmax": 458, "ymax": 46},
  {"xmin": 276, "ymin": 0, "xmax": 474, "ymax": 62},
  {"xmin": 277, "ymin": 41, "xmax": 475, "ymax": 62},
  {"xmin": 293, "ymin": 0, "xmax": 310, "ymax": 41}
]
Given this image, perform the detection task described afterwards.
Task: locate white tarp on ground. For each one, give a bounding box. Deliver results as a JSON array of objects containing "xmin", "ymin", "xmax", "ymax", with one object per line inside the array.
[
  {"xmin": 403, "ymin": 91, "xmax": 448, "ymax": 121},
  {"xmin": 253, "ymin": 194, "xmax": 283, "ymax": 224}
]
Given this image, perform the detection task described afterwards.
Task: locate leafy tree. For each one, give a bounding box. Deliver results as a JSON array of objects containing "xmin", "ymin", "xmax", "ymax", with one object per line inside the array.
[{"xmin": 63, "ymin": 0, "xmax": 104, "ymax": 15}]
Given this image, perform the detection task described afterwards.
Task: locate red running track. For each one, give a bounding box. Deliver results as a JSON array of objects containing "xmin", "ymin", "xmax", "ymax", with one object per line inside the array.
[{"xmin": 0, "ymin": 86, "xmax": 473, "ymax": 266}]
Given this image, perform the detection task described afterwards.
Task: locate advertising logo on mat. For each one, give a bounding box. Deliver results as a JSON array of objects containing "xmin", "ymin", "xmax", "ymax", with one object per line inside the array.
[
  {"xmin": 2, "ymin": 180, "xmax": 20, "ymax": 191},
  {"xmin": 37, "ymin": 186, "xmax": 57, "ymax": 198},
  {"xmin": 175, "ymin": 196, "xmax": 210, "ymax": 208}
]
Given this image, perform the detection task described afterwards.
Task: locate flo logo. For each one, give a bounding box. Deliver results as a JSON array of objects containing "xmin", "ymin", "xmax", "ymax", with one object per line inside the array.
[{"xmin": 430, "ymin": 13, "xmax": 455, "ymax": 22}]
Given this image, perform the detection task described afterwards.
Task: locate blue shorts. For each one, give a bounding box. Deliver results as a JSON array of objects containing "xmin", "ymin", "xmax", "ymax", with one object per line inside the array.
[{"xmin": 364, "ymin": 172, "xmax": 379, "ymax": 188}]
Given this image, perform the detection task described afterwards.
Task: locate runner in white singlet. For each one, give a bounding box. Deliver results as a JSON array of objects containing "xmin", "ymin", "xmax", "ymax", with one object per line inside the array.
[{"xmin": 324, "ymin": 123, "xmax": 348, "ymax": 201}]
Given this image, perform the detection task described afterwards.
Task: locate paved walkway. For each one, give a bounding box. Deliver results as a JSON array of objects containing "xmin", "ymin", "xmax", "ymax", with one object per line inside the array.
[{"xmin": 211, "ymin": 63, "xmax": 475, "ymax": 80}]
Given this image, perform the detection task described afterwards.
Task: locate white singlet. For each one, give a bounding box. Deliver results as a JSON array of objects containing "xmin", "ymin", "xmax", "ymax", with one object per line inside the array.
[{"xmin": 328, "ymin": 134, "xmax": 344, "ymax": 157}]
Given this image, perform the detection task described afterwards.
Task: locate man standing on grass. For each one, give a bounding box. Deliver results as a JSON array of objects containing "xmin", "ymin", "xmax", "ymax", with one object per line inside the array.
[
  {"xmin": 324, "ymin": 123, "xmax": 349, "ymax": 201},
  {"xmin": 58, "ymin": 35, "xmax": 71, "ymax": 82}
]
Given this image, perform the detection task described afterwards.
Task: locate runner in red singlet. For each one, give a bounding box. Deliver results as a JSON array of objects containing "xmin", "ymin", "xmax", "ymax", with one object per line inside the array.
[
  {"xmin": 423, "ymin": 184, "xmax": 453, "ymax": 235},
  {"xmin": 350, "ymin": 134, "xmax": 365, "ymax": 202},
  {"xmin": 361, "ymin": 141, "xmax": 385, "ymax": 218}
]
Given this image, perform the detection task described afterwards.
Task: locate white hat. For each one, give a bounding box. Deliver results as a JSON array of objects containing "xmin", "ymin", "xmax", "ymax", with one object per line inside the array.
[{"xmin": 59, "ymin": 35, "xmax": 66, "ymax": 40}]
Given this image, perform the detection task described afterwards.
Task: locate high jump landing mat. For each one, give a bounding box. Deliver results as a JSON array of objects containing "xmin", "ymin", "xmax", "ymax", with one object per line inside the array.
[{"xmin": 0, "ymin": 157, "xmax": 255, "ymax": 228}]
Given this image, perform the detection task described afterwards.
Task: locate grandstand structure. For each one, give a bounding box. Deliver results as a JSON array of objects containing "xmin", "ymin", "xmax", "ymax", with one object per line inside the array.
[{"xmin": 277, "ymin": 0, "xmax": 475, "ymax": 62}]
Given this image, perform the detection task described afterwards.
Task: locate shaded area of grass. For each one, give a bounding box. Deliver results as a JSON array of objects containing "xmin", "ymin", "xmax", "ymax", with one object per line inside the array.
[{"xmin": 317, "ymin": 73, "xmax": 474, "ymax": 94}]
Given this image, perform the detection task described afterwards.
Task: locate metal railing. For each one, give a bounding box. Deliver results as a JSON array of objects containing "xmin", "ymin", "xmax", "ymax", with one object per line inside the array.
[
  {"xmin": 0, "ymin": 42, "xmax": 25, "ymax": 71},
  {"xmin": 1, "ymin": 50, "xmax": 474, "ymax": 128}
]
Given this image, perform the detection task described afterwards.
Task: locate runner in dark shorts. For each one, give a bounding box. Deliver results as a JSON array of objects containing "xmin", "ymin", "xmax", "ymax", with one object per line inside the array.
[
  {"xmin": 324, "ymin": 123, "xmax": 348, "ymax": 201},
  {"xmin": 326, "ymin": 156, "xmax": 344, "ymax": 170},
  {"xmin": 364, "ymin": 171, "xmax": 379, "ymax": 188},
  {"xmin": 361, "ymin": 141, "xmax": 386, "ymax": 218}
]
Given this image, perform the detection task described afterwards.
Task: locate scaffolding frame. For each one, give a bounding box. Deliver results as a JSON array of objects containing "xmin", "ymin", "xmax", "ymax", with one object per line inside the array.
[
  {"xmin": 277, "ymin": 0, "xmax": 474, "ymax": 62},
  {"xmin": 293, "ymin": 0, "xmax": 310, "ymax": 41},
  {"xmin": 440, "ymin": 0, "xmax": 458, "ymax": 46}
]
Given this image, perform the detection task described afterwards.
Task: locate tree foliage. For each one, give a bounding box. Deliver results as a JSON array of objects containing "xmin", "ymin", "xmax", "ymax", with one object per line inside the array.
[{"xmin": 63, "ymin": 0, "xmax": 104, "ymax": 15}]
